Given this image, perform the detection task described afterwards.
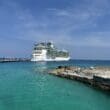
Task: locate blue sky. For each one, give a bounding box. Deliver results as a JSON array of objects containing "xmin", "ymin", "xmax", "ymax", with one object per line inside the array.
[{"xmin": 0, "ymin": 0, "xmax": 110, "ymax": 59}]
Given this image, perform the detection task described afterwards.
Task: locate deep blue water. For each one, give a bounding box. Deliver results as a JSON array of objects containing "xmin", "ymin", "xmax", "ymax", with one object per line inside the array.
[{"xmin": 0, "ymin": 60, "xmax": 110, "ymax": 110}]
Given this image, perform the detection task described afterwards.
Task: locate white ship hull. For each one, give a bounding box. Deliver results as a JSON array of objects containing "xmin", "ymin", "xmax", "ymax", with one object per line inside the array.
[{"xmin": 31, "ymin": 57, "xmax": 70, "ymax": 62}]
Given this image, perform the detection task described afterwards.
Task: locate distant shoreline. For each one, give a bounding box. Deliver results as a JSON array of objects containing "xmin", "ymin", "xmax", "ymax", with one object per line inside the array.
[
  {"xmin": 71, "ymin": 59, "xmax": 110, "ymax": 61},
  {"xmin": 0, "ymin": 58, "xmax": 30, "ymax": 63},
  {"xmin": 1, "ymin": 58, "xmax": 110, "ymax": 63}
]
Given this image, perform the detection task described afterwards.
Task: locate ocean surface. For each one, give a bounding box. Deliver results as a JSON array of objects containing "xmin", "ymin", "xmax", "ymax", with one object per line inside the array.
[{"xmin": 0, "ymin": 60, "xmax": 110, "ymax": 110}]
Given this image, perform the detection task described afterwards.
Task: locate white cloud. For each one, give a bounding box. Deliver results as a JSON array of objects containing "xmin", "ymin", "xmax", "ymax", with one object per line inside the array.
[{"xmin": 1, "ymin": 0, "xmax": 110, "ymax": 48}]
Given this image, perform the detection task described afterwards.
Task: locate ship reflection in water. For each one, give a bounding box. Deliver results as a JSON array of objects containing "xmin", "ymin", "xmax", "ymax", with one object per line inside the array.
[{"xmin": 32, "ymin": 62, "xmax": 48, "ymax": 73}]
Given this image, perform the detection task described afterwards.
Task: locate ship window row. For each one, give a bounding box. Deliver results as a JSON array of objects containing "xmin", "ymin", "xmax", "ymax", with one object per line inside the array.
[
  {"xmin": 33, "ymin": 52, "xmax": 42, "ymax": 54},
  {"xmin": 33, "ymin": 54, "xmax": 41, "ymax": 56},
  {"xmin": 35, "ymin": 55, "xmax": 41, "ymax": 56},
  {"xmin": 34, "ymin": 47, "xmax": 45, "ymax": 49}
]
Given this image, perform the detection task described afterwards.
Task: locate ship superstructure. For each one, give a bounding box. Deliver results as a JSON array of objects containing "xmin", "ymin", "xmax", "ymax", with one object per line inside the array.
[{"xmin": 31, "ymin": 42, "xmax": 70, "ymax": 61}]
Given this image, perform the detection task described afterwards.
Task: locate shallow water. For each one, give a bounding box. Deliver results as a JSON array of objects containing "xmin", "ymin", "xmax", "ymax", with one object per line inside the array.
[{"xmin": 0, "ymin": 60, "xmax": 110, "ymax": 110}]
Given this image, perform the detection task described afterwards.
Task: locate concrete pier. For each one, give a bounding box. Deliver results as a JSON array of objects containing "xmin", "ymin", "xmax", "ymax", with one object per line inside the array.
[
  {"xmin": 0, "ymin": 58, "xmax": 30, "ymax": 63},
  {"xmin": 49, "ymin": 66, "xmax": 110, "ymax": 91}
]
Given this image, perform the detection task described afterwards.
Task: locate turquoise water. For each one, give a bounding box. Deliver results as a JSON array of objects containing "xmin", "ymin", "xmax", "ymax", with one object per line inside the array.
[{"xmin": 0, "ymin": 60, "xmax": 110, "ymax": 110}]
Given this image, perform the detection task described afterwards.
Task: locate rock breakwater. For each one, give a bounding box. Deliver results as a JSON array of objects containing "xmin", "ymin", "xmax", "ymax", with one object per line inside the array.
[{"xmin": 49, "ymin": 66, "xmax": 110, "ymax": 91}]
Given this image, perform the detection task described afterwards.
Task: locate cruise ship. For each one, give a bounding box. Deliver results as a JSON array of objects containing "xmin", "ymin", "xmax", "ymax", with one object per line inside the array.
[{"xmin": 31, "ymin": 42, "xmax": 70, "ymax": 61}]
